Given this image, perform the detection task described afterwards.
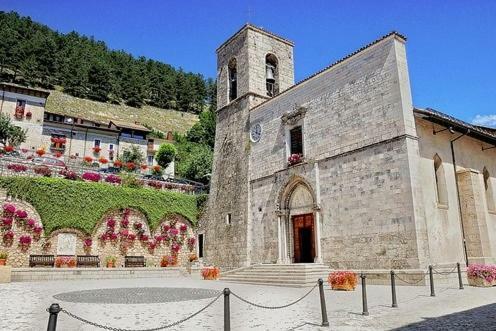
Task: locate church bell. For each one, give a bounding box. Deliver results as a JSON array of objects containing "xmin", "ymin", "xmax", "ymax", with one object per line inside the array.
[{"xmin": 266, "ymin": 64, "xmax": 275, "ymax": 82}]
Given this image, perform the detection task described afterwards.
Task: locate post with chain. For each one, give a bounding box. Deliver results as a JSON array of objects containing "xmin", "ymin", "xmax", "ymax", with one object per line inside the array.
[
  {"xmin": 457, "ymin": 262, "xmax": 464, "ymax": 289},
  {"xmin": 47, "ymin": 303, "xmax": 61, "ymax": 331},
  {"xmin": 390, "ymin": 270, "xmax": 398, "ymax": 308},
  {"xmin": 223, "ymin": 288, "xmax": 231, "ymax": 331},
  {"xmin": 360, "ymin": 273, "xmax": 369, "ymax": 316},
  {"xmin": 318, "ymin": 278, "xmax": 329, "ymax": 326},
  {"xmin": 429, "ymin": 265, "xmax": 435, "ymax": 297}
]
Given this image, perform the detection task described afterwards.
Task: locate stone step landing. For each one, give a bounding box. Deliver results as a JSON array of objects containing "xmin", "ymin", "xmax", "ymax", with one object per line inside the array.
[{"xmin": 220, "ymin": 263, "xmax": 331, "ymax": 287}]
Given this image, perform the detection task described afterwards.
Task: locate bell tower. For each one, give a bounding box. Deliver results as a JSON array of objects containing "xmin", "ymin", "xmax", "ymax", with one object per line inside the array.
[{"xmin": 205, "ymin": 24, "xmax": 294, "ymax": 268}]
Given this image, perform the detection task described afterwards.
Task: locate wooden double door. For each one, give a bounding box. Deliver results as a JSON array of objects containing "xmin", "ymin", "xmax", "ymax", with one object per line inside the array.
[{"xmin": 292, "ymin": 213, "xmax": 315, "ymax": 263}]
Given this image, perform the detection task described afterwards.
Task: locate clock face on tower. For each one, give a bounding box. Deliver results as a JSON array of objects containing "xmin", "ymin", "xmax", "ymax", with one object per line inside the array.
[{"xmin": 250, "ymin": 123, "xmax": 262, "ymax": 143}]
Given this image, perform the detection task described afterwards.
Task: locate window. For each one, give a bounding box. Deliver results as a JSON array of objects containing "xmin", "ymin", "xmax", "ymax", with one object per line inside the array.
[
  {"xmin": 228, "ymin": 58, "xmax": 237, "ymax": 101},
  {"xmin": 289, "ymin": 126, "xmax": 303, "ymax": 155},
  {"xmin": 226, "ymin": 213, "xmax": 232, "ymax": 226},
  {"xmin": 109, "ymin": 144, "xmax": 114, "ymax": 161},
  {"xmin": 434, "ymin": 154, "xmax": 448, "ymax": 205},
  {"xmin": 94, "ymin": 139, "xmax": 101, "ymax": 148},
  {"xmin": 265, "ymin": 54, "xmax": 279, "ymax": 97},
  {"xmin": 15, "ymin": 100, "xmax": 26, "ymax": 119},
  {"xmin": 147, "ymin": 155, "xmax": 154, "ymax": 166},
  {"xmin": 483, "ymin": 167, "xmax": 495, "ymax": 211}
]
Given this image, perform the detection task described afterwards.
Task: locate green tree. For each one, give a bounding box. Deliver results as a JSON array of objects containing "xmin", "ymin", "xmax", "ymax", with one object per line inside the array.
[
  {"xmin": 120, "ymin": 145, "xmax": 144, "ymax": 164},
  {"xmin": 186, "ymin": 110, "xmax": 216, "ymax": 149},
  {"xmin": 0, "ymin": 113, "xmax": 27, "ymax": 147},
  {"xmin": 175, "ymin": 141, "xmax": 213, "ymax": 184},
  {"xmin": 155, "ymin": 143, "xmax": 177, "ymax": 169}
]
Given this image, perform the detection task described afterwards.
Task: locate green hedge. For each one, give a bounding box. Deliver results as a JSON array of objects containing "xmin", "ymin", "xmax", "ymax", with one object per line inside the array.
[{"xmin": 0, "ymin": 177, "xmax": 199, "ymax": 235}]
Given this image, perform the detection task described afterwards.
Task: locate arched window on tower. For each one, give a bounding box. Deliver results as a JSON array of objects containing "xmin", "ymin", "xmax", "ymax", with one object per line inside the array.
[
  {"xmin": 228, "ymin": 58, "xmax": 237, "ymax": 101},
  {"xmin": 483, "ymin": 167, "xmax": 495, "ymax": 211},
  {"xmin": 434, "ymin": 154, "xmax": 448, "ymax": 205},
  {"xmin": 265, "ymin": 54, "xmax": 279, "ymax": 97}
]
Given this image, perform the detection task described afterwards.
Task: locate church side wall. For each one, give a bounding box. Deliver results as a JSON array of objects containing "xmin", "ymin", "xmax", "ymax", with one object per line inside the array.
[
  {"xmin": 248, "ymin": 37, "xmax": 426, "ymax": 269},
  {"xmin": 416, "ymin": 117, "xmax": 496, "ymax": 264}
]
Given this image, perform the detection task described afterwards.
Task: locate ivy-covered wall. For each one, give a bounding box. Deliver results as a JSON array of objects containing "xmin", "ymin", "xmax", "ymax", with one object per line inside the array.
[{"xmin": 0, "ymin": 177, "xmax": 199, "ymax": 235}]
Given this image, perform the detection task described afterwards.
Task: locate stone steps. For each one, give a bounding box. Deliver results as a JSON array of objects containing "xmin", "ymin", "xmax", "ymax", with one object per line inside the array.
[{"xmin": 220, "ymin": 264, "xmax": 331, "ymax": 287}]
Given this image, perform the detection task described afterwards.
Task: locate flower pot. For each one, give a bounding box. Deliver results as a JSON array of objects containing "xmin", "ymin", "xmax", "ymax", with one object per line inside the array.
[
  {"xmin": 468, "ymin": 277, "xmax": 496, "ymax": 287},
  {"xmin": 0, "ymin": 259, "xmax": 6, "ymax": 266},
  {"xmin": 107, "ymin": 262, "xmax": 115, "ymax": 268},
  {"xmin": 331, "ymin": 282, "xmax": 356, "ymax": 291}
]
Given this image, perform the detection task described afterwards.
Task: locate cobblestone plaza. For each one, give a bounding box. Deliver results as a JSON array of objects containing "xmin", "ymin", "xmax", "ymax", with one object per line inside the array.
[{"xmin": 1, "ymin": 276, "xmax": 495, "ymax": 330}]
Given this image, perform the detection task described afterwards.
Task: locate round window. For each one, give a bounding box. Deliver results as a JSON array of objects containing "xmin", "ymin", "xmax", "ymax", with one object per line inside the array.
[{"xmin": 250, "ymin": 123, "xmax": 262, "ymax": 143}]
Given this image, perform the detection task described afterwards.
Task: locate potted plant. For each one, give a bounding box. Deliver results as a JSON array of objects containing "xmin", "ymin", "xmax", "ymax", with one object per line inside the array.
[
  {"xmin": 467, "ymin": 264, "xmax": 496, "ymax": 287},
  {"xmin": 160, "ymin": 255, "xmax": 178, "ymax": 267},
  {"xmin": 288, "ymin": 153, "xmax": 303, "ymax": 166},
  {"xmin": 328, "ymin": 271, "xmax": 358, "ymax": 291},
  {"xmin": 201, "ymin": 266, "xmax": 220, "ymax": 280},
  {"xmin": 55, "ymin": 256, "xmax": 77, "ymax": 268},
  {"xmin": 0, "ymin": 251, "xmax": 7, "ymax": 265},
  {"xmin": 106, "ymin": 256, "xmax": 117, "ymax": 268},
  {"xmin": 36, "ymin": 148, "xmax": 46, "ymax": 156},
  {"xmin": 189, "ymin": 253, "xmax": 198, "ymax": 263}
]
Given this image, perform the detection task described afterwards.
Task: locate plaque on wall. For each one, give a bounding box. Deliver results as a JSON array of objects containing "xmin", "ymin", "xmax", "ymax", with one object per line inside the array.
[{"xmin": 57, "ymin": 233, "xmax": 77, "ymax": 255}]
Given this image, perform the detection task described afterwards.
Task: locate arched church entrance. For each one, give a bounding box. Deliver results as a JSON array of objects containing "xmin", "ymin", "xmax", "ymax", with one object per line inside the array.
[{"xmin": 277, "ymin": 177, "xmax": 322, "ymax": 264}]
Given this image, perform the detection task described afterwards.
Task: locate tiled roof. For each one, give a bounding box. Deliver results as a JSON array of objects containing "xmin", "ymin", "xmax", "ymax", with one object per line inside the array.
[
  {"xmin": 250, "ymin": 31, "xmax": 406, "ymax": 112},
  {"xmin": 110, "ymin": 120, "xmax": 151, "ymax": 132},
  {"xmin": 414, "ymin": 107, "xmax": 496, "ymax": 145},
  {"xmin": 0, "ymin": 82, "xmax": 50, "ymax": 97}
]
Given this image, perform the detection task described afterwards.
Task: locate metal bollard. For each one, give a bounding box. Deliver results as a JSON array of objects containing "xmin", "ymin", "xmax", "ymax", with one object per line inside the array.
[
  {"xmin": 457, "ymin": 262, "xmax": 464, "ymax": 290},
  {"xmin": 223, "ymin": 288, "xmax": 231, "ymax": 331},
  {"xmin": 318, "ymin": 278, "xmax": 329, "ymax": 327},
  {"xmin": 390, "ymin": 270, "xmax": 398, "ymax": 308},
  {"xmin": 360, "ymin": 273, "xmax": 369, "ymax": 316},
  {"xmin": 47, "ymin": 303, "xmax": 61, "ymax": 331},
  {"xmin": 428, "ymin": 265, "xmax": 435, "ymax": 297}
]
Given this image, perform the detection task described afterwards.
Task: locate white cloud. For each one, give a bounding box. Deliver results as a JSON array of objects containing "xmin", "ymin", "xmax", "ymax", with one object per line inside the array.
[{"xmin": 472, "ymin": 114, "xmax": 496, "ymax": 128}]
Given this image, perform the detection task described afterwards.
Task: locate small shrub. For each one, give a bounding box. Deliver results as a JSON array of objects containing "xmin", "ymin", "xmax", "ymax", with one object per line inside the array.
[
  {"xmin": 34, "ymin": 165, "xmax": 52, "ymax": 177},
  {"xmin": 467, "ymin": 264, "xmax": 496, "ymax": 283},
  {"xmin": 60, "ymin": 169, "xmax": 79, "ymax": 180},
  {"xmin": 105, "ymin": 174, "xmax": 121, "ymax": 184},
  {"xmin": 7, "ymin": 163, "xmax": 28, "ymax": 172},
  {"xmin": 120, "ymin": 173, "xmax": 143, "ymax": 188},
  {"xmin": 82, "ymin": 172, "xmax": 101, "ymax": 182}
]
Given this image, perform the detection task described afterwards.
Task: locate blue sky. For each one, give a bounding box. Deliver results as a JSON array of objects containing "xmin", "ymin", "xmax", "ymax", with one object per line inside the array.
[{"xmin": 2, "ymin": 0, "xmax": 496, "ymax": 126}]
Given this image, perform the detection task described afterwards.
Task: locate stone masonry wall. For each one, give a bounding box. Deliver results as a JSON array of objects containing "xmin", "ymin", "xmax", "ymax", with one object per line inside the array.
[{"xmin": 0, "ymin": 200, "xmax": 196, "ymax": 268}]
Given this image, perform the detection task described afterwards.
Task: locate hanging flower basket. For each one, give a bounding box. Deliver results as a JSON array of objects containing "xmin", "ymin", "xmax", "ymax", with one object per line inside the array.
[
  {"xmin": 93, "ymin": 146, "xmax": 102, "ymax": 154},
  {"xmin": 328, "ymin": 271, "xmax": 358, "ymax": 291}
]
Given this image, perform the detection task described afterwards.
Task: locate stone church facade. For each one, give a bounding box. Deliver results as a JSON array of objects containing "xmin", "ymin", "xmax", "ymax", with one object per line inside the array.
[{"xmin": 203, "ymin": 24, "xmax": 496, "ymax": 272}]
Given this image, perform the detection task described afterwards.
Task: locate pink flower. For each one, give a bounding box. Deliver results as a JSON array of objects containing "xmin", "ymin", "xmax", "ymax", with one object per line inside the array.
[
  {"xmin": 27, "ymin": 218, "xmax": 36, "ymax": 228},
  {"xmin": 19, "ymin": 235, "xmax": 32, "ymax": 245},
  {"xmin": 33, "ymin": 225, "xmax": 43, "ymax": 234},
  {"xmin": 2, "ymin": 217, "xmax": 13, "ymax": 228},
  {"xmin": 155, "ymin": 235, "xmax": 163, "ymax": 242},
  {"xmin": 134, "ymin": 222, "xmax": 143, "ymax": 230},
  {"xmin": 168, "ymin": 228, "xmax": 179, "ymax": 237},
  {"xmin": 120, "ymin": 219, "xmax": 129, "ymax": 228},
  {"xmin": 128, "ymin": 233, "xmax": 136, "ymax": 241},
  {"xmin": 110, "ymin": 233, "xmax": 118, "ymax": 241},
  {"xmin": 120, "ymin": 229, "xmax": 129, "ymax": 237},
  {"xmin": 467, "ymin": 264, "xmax": 496, "ymax": 283},
  {"xmin": 82, "ymin": 172, "xmax": 101, "ymax": 182},
  {"xmin": 3, "ymin": 230, "xmax": 14, "ymax": 240},
  {"xmin": 3, "ymin": 204, "xmax": 16, "ymax": 214},
  {"xmin": 179, "ymin": 224, "xmax": 188, "ymax": 233},
  {"xmin": 106, "ymin": 219, "xmax": 116, "ymax": 228},
  {"xmin": 162, "ymin": 224, "xmax": 170, "ymax": 233},
  {"xmin": 171, "ymin": 242, "xmax": 181, "ymax": 253},
  {"xmin": 139, "ymin": 234, "xmax": 149, "ymax": 241},
  {"xmin": 15, "ymin": 210, "xmax": 28, "ymax": 219},
  {"xmin": 83, "ymin": 238, "xmax": 92, "ymax": 247}
]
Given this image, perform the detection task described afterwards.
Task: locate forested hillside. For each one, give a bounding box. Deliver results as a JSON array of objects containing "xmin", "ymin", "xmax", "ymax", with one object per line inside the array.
[{"xmin": 0, "ymin": 11, "xmax": 216, "ymax": 113}]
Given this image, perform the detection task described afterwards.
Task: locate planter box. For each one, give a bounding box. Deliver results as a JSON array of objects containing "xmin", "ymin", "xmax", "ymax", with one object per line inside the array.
[
  {"xmin": 0, "ymin": 266, "xmax": 12, "ymax": 283},
  {"xmin": 468, "ymin": 277, "xmax": 496, "ymax": 287}
]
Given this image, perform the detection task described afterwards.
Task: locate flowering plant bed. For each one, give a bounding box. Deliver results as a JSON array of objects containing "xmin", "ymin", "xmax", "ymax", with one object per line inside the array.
[
  {"xmin": 7, "ymin": 163, "xmax": 28, "ymax": 173},
  {"xmin": 105, "ymin": 174, "xmax": 121, "ymax": 184},
  {"xmin": 34, "ymin": 165, "xmax": 52, "ymax": 177},
  {"xmin": 82, "ymin": 172, "xmax": 101, "ymax": 182},
  {"xmin": 467, "ymin": 264, "xmax": 496, "ymax": 287},
  {"xmin": 98, "ymin": 157, "xmax": 109, "ymax": 164},
  {"xmin": 55, "ymin": 256, "xmax": 77, "ymax": 268},
  {"xmin": 328, "ymin": 271, "xmax": 357, "ymax": 291},
  {"xmin": 201, "ymin": 266, "xmax": 220, "ymax": 280}
]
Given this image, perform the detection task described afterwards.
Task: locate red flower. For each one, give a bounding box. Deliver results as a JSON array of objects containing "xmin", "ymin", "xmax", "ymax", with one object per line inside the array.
[
  {"xmin": 179, "ymin": 224, "xmax": 188, "ymax": 233},
  {"xmin": 99, "ymin": 157, "xmax": 108, "ymax": 164},
  {"xmin": 83, "ymin": 238, "xmax": 92, "ymax": 247},
  {"xmin": 139, "ymin": 234, "xmax": 149, "ymax": 241},
  {"xmin": 83, "ymin": 156, "xmax": 93, "ymax": 163},
  {"xmin": 3, "ymin": 230, "xmax": 14, "ymax": 240},
  {"xmin": 26, "ymin": 218, "xmax": 36, "ymax": 228},
  {"xmin": 93, "ymin": 146, "xmax": 102, "ymax": 153},
  {"xmin": 36, "ymin": 149, "xmax": 46, "ymax": 156},
  {"xmin": 54, "ymin": 151, "xmax": 63, "ymax": 158},
  {"xmin": 126, "ymin": 162, "xmax": 136, "ymax": 171},
  {"xmin": 33, "ymin": 225, "xmax": 43, "ymax": 234},
  {"xmin": 106, "ymin": 219, "xmax": 116, "ymax": 228},
  {"xmin": 113, "ymin": 160, "xmax": 122, "ymax": 168},
  {"xmin": 140, "ymin": 164, "xmax": 148, "ymax": 170},
  {"xmin": 4, "ymin": 145, "xmax": 14, "ymax": 153}
]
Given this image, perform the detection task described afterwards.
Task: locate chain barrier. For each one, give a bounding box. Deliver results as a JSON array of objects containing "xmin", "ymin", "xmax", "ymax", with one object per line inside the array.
[
  {"xmin": 230, "ymin": 283, "xmax": 318, "ymax": 309},
  {"xmin": 432, "ymin": 265, "xmax": 458, "ymax": 275},
  {"xmin": 394, "ymin": 272, "xmax": 427, "ymax": 285},
  {"xmin": 59, "ymin": 291, "xmax": 223, "ymax": 331}
]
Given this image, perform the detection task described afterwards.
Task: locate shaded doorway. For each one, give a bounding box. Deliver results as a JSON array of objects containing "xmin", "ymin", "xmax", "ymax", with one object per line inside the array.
[{"xmin": 292, "ymin": 214, "xmax": 315, "ymax": 263}]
